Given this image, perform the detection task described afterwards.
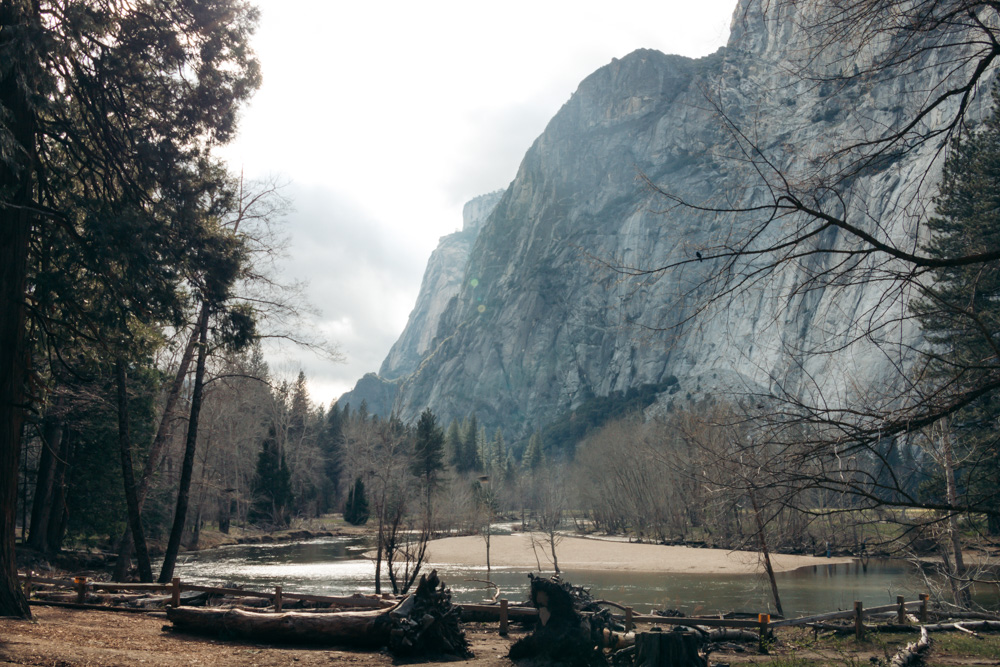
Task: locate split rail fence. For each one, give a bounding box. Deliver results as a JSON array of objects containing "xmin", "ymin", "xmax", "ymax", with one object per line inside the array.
[{"xmin": 16, "ymin": 571, "xmax": 929, "ymax": 641}]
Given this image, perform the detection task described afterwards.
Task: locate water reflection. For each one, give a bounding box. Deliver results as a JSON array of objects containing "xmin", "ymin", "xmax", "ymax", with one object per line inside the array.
[{"xmin": 173, "ymin": 537, "xmax": 932, "ymax": 616}]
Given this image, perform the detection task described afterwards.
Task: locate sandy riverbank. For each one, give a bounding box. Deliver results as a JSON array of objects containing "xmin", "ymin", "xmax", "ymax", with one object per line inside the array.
[{"xmin": 423, "ymin": 533, "xmax": 854, "ymax": 574}]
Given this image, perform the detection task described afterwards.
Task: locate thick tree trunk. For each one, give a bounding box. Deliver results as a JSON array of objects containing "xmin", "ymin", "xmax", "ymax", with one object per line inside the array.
[
  {"xmin": 113, "ymin": 326, "xmax": 198, "ymax": 581},
  {"xmin": 116, "ymin": 359, "xmax": 154, "ymax": 582},
  {"xmin": 168, "ymin": 606, "xmax": 392, "ymax": 647},
  {"xmin": 158, "ymin": 305, "xmax": 210, "ymax": 584},
  {"xmin": 27, "ymin": 416, "xmax": 61, "ymax": 550},
  {"xmin": 0, "ymin": 0, "xmax": 37, "ymax": 620}
]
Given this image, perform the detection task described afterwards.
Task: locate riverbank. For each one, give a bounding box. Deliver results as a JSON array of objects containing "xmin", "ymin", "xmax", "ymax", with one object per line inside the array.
[{"xmin": 423, "ymin": 532, "xmax": 856, "ymax": 574}]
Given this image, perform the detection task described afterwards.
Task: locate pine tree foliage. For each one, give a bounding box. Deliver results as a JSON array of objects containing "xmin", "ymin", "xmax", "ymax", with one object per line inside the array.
[
  {"xmin": 411, "ymin": 409, "xmax": 445, "ymax": 483},
  {"xmin": 913, "ymin": 91, "xmax": 1000, "ymax": 533},
  {"xmin": 248, "ymin": 426, "xmax": 294, "ymax": 528},
  {"xmin": 343, "ymin": 477, "xmax": 370, "ymax": 526}
]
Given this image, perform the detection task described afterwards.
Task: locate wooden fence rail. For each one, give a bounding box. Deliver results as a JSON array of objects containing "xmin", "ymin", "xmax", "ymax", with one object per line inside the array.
[{"xmin": 16, "ymin": 571, "xmax": 929, "ymax": 641}]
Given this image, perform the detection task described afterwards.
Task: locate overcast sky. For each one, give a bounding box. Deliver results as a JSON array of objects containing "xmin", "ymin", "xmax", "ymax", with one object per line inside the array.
[{"xmin": 220, "ymin": 0, "xmax": 738, "ymax": 407}]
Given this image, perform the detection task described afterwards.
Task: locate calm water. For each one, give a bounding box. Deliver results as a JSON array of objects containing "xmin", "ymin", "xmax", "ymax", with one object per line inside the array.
[{"xmin": 172, "ymin": 536, "xmax": 932, "ymax": 617}]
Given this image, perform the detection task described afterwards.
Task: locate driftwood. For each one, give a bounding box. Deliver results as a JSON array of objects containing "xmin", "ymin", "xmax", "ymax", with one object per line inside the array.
[
  {"xmin": 166, "ymin": 570, "xmax": 470, "ymax": 658},
  {"xmin": 880, "ymin": 620, "xmax": 1000, "ymax": 633},
  {"xmin": 889, "ymin": 626, "xmax": 930, "ymax": 667}
]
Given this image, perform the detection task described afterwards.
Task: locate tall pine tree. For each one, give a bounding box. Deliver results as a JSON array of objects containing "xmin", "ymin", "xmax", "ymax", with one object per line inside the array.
[
  {"xmin": 913, "ymin": 89, "xmax": 1000, "ymax": 535},
  {"xmin": 248, "ymin": 426, "xmax": 294, "ymax": 528}
]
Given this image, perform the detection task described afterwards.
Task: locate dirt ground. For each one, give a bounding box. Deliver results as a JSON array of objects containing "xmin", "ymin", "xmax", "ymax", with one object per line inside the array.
[
  {"xmin": 0, "ymin": 605, "xmax": 521, "ymax": 667},
  {"xmin": 4, "ymin": 605, "xmax": 999, "ymax": 666}
]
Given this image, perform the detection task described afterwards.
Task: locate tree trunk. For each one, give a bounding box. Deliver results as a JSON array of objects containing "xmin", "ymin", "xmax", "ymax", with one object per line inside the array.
[
  {"xmin": 750, "ymin": 490, "xmax": 784, "ymax": 618},
  {"xmin": 116, "ymin": 358, "xmax": 154, "ymax": 582},
  {"xmin": 168, "ymin": 606, "xmax": 392, "ymax": 646},
  {"xmin": 0, "ymin": 0, "xmax": 37, "ymax": 619},
  {"xmin": 113, "ymin": 325, "xmax": 198, "ymax": 581},
  {"xmin": 218, "ymin": 497, "xmax": 232, "ymax": 534},
  {"xmin": 45, "ymin": 431, "xmax": 71, "ymax": 553},
  {"xmin": 941, "ymin": 428, "xmax": 971, "ymax": 608},
  {"xmin": 158, "ymin": 305, "xmax": 210, "ymax": 584},
  {"xmin": 27, "ymin": 416, "xmax": 61, "ymax": 550},
  {"xmin": 166, "ymin": 570, "xmax": 469, "ymax": 657}
]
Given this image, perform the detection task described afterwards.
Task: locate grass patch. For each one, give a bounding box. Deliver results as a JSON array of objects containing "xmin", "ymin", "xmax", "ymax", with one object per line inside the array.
[{"xmin": 931, "ymin": 630, "xmax": 1000, "ymax": 661}]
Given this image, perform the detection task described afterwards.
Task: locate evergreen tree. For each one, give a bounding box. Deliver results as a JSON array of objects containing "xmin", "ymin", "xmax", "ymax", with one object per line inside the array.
[
  {"xmin": 412, "ymin": 409, "xmax": 445, "ymax": 526},
  {"xmin": 343, "ymin": 477, "xmax": 369, "ymax": 526},
  {"xmin": 523, "ymin": 431, "xmax": 544, "ymax": 471},
  {"xmin": 248, "ymin": 426, "xmax": 294, "ymax": 527},
  {"xmin": 0, "ymin": 0, "xmax": 260, "ymax": 616},
  {"xmin": 446, "ymin": 418, "xmax": 463, "ymax": 470},
  {"xmin": 317, "ymin": 401, "xmax": 344, "ymax": 513},
  {"xmin": 914, "ymin": 91, "xmax": 1000, "ymax": 534},
  {"xmin": 489, "ymin": 428, "xmax": 506, "ymax": 478},
  {"xmin": 411, "ymin": 409, "xmax": 445, "ymax": 482},
  {"xmin": 461, "ymin": 414, "xmax": 479, "ymax": 473}
]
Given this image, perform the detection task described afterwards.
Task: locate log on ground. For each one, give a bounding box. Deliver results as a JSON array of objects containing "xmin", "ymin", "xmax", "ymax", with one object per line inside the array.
[{"xmin": 166, "ymin": 569, "xmax": 470, "ymax": 658}]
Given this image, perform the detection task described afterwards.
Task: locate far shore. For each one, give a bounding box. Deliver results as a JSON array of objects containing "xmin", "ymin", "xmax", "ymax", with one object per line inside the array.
[{"xmin": 423, "ymin": 532, "xmax": 855, "ymax": 575}]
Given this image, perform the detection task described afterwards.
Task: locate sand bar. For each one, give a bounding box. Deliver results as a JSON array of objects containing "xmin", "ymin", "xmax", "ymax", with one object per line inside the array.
[{"xmin": 424, "ymin": 533, "xmax": 854, "ymax": 574}]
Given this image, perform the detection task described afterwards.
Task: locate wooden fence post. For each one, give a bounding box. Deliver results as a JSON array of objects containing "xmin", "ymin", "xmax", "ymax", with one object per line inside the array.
[
  {"xmin": 896, "ymin": 595, "xmax": 906, "ymax": 624},
  {"xmin": 919, "ymin": 593, "xmax": 929, "ymax": 623},
  {"xmin": 499, "ymin": 598, "xmax": 508, "ymax": 636},
  {"xmin": 275, "ymin": 585, "xmax": 283, "ymax": 612},
  {"xmin": 758, "ymin": 613, "xmax": 770, "ymax": 651},
  {"xmin": 23, "ymin": 571, "xmax": 32, "ymax": 599},
  {"xmin": 74, "ymin": 576, "xmax": 87, "ymax": 604},
  {"xmin": 854, "ymin": 601, "xmax": 864, "ymax": 640},
  {"xmin": 171, "ymin": 577, "xmax": 181, "ymax": 608},
  {"xmin": 625, "ymin": 606, "xmax": 634, "ymax": 633}
]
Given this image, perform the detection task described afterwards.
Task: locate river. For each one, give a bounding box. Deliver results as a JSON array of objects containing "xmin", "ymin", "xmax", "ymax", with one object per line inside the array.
[{"xmin": 172, "ymin": 535, "xmax": 933, "ymax": 617}]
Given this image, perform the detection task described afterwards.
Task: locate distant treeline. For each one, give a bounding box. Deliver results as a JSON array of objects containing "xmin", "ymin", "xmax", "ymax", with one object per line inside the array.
[{"xmin": 533, "ymin": 378, "xmax": 679, "ymax": 457}]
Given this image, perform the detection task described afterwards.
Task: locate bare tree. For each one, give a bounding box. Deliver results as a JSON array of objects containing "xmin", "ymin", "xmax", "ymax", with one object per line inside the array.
[{"xmin": 601, "ymin": 0, "xmax": 1000, "ymax": 608}]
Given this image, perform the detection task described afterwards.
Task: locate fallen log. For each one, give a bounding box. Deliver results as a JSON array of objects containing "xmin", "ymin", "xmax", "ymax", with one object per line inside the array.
[
  {"xmin": 167, "ymin": 602, "xmax": 393, "ymax": 647},
  {"xmin": 880, "ymin": 620, "xmax": 1000, "ymax": 633},
  {"xmin": 166, "ymin": 570, "xmax": 470, "ymax": 658},
  {"xmin": 889, "ymin": 626, "xmax": 930, "ymax": 667}
]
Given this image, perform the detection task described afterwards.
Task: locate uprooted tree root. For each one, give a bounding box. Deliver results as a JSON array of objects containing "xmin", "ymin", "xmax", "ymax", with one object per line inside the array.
[{"xmin": 508, "ymin": 574, "xmax": 616, "ymax": 666}]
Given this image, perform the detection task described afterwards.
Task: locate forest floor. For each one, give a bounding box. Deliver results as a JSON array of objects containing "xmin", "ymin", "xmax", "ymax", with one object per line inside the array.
[{"xmin": 3, "ymin": 606, "xmax": 999, "ymax": 666}]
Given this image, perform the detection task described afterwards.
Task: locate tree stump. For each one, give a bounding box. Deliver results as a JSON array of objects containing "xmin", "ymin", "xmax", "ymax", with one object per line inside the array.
[{"xmin": 635, "ymin": 631, "xmax": 706, "ymax": 667}]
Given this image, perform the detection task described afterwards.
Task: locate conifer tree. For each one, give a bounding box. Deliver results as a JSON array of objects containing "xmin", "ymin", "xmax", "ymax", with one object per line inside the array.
[
  {"xmin": 913, "ymin": 90, "xmax": 1000, "ymax": 535},
  {"xmin": 343, "ymin": 477, "xmax": 369, "ymax": 526},
  {"xmin": 248, "ymin": 426, "xmax": 294, "ymax": 527},
  {"xmin": 411, "ymin": 409, "xmax": 445, "ymax": 526},
  {"xmin": 460, "ymin": 414, "xmax": 480, "ymax": 473},
  {"xmin": 446, "ymin": 419, "xmax": 463, "ymax": 470},
  {"xmin": 523, "ymin": 432, "xmax": 544, "ymax": 471},
  {"xmin": 0, "ymin": 0, "xmax": 260, "ymax": 616}
]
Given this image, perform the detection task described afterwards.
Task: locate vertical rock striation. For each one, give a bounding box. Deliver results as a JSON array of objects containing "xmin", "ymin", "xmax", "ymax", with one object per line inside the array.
[{"xmin": 342, "ymin": 0, "xmax": 996, "ymax": 440}]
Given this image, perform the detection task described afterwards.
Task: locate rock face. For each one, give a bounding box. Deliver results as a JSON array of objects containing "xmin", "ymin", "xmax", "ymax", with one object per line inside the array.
[
  {"xmin": 380, "ymin": 191, "xmax": 504, "ymax": 380},
  {"xmin": 341, "ymin": 0, "xmax": 994, "ymax": 439},
  {"xmin": 338, "ymin": 192, "xmax": 503, "ymax": 416}
]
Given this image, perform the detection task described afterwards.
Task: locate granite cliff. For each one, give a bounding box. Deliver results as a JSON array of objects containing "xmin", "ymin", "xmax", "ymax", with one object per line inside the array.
[{"xmin": 340, "ymin": 0, "xmax": 995, "ymax": 441}]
